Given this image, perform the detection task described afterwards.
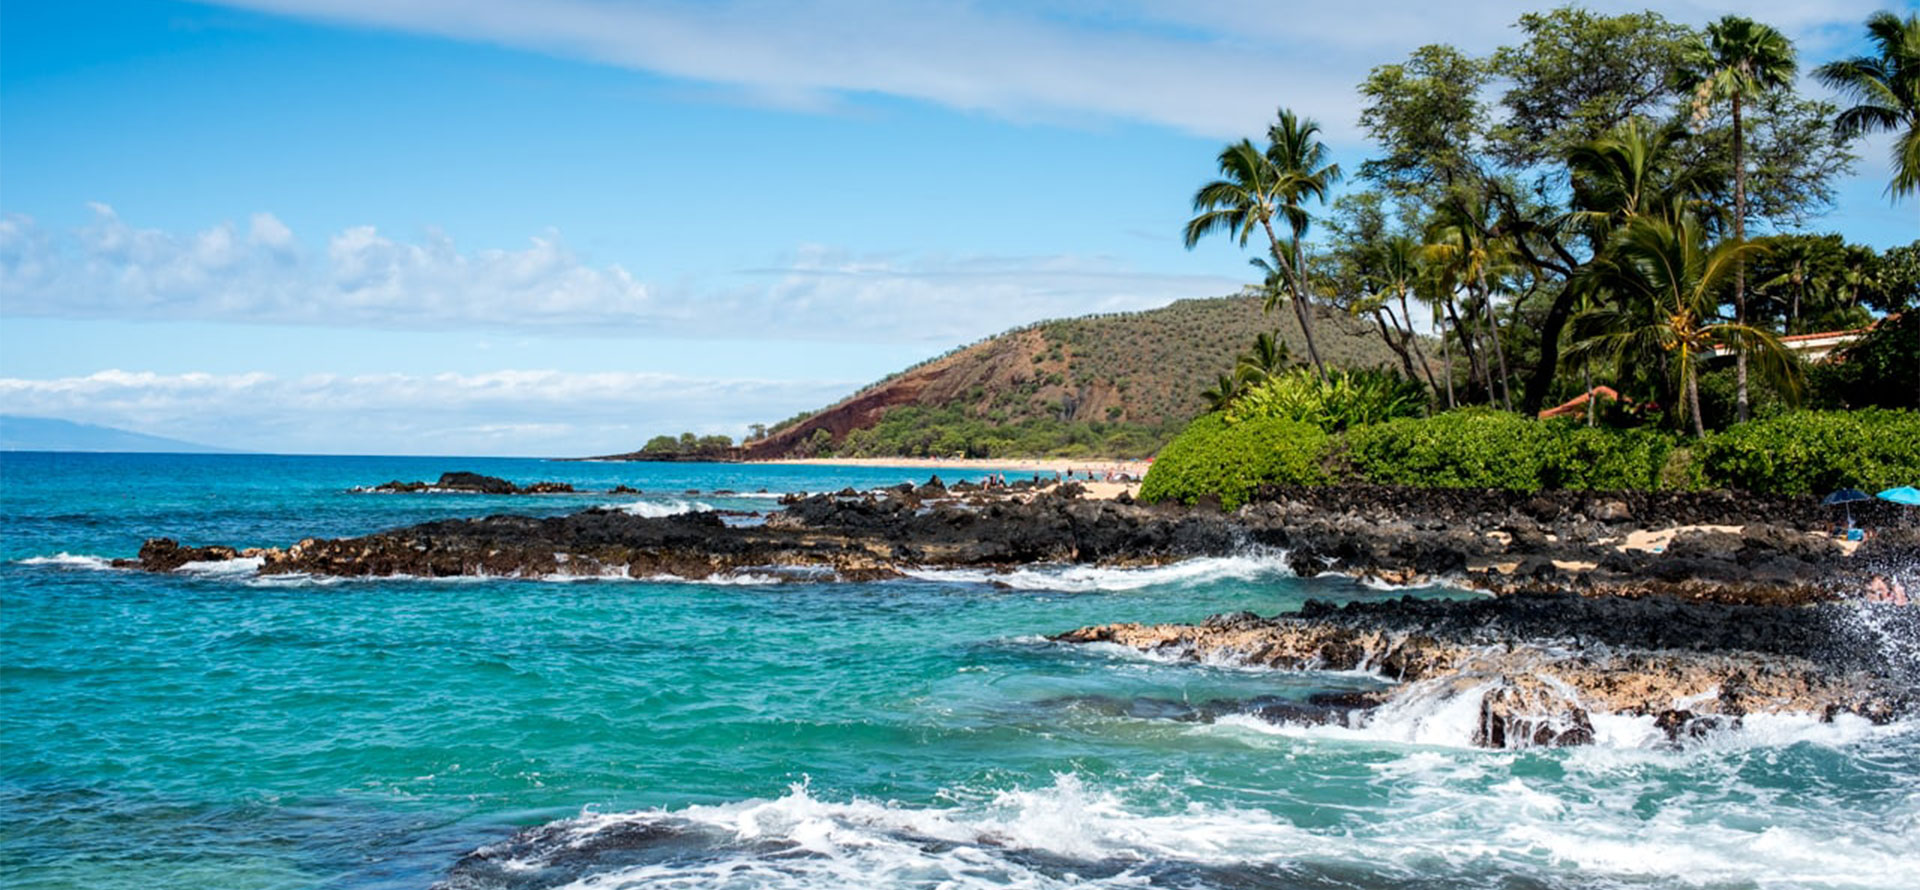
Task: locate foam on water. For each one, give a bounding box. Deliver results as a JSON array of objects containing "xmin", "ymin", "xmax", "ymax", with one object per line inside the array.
[
  {"xmin": 447, "ymin": 755, "xmax": 1920, "ymax": 890},
  {"xmin": 903, "ymin": 552, "xmax": 1294, "ymax": 593},
  {"xmin": 16, "ymin": 552, "xmax": 120, "ymax": 572},
  {"xmin": 604, "ymin": 498, "xmax": 714, "ymax": 518}
]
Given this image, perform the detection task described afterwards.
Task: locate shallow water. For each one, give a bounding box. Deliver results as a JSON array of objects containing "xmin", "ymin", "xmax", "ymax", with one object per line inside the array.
[{"xmin": 4, "ymin": 452, "xmax": 1917, "ymax": 889}]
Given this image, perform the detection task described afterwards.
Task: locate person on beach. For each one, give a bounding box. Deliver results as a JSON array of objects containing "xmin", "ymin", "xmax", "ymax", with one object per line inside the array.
[{"xmin": 1866, "ymin": 575, "xmax": 1910, "ymax": 606}]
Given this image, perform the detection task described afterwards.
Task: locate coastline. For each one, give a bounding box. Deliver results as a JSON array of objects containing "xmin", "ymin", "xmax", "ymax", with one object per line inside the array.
[{"xmin": 752, "ymin": 455, "xmax": 1150, "ymax": 499}]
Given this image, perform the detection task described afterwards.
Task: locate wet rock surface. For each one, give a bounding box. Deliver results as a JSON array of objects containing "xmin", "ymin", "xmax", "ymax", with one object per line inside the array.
[{"xmin": 1053, "ymin": 593, "xmax": 1918, "ymax": 748}]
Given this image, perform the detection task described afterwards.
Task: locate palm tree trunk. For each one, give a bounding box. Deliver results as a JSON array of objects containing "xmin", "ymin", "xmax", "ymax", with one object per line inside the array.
[
  {"xmin": 1584, "ymin": 362, "xmax": 1595, "ymax": 427},
  {"xmin": 1399, "ymin": 291, "xmax": 1441, "ymax": 395},
  {"xmin": 1290, "ymin": 240, "xmax": 1330, "ymax": 381},
  {"xmin": 1257, "ymin": 218, "xmax": 1327, "ymax": 381},
  {"xmin": 1446, "ymin": 293, "xmax": 1487, "ymax": 401},
  {"xmin": 1477, "ymin": 269, "xmax": 1514, "ymax": 412},
  {"xmin": 1733, "ymin": 92, "xmax": 1751, "ymax": 425},
  {"xmin": 1441, "ymin": 332, "xmax": 1457, "ymax": 409},
  {"xmin": 1688, "ymin": 371, "xmax": 1706, "ymax": 440}
]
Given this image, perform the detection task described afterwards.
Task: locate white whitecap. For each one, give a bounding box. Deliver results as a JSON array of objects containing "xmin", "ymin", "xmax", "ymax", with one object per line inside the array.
[
  {"xmin": 604, "ymin": 498, "xmax": 714, "ymax": 517},
  {"xmin": 16, "ymin": 553, "xmax": 120, "ymax": 572},
  {"xmin": 903, "ymin": 552, "xmax": 1293, "ymax": 593},
  {"xmin": 176, "ymin": 556, "xmax": 265, "ymax": 578}
]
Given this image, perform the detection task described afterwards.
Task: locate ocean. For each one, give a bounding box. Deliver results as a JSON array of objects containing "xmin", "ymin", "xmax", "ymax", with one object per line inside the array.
[{"xmin": 3, "ymin": 452, "xmax": 1916, "ymax": 889}]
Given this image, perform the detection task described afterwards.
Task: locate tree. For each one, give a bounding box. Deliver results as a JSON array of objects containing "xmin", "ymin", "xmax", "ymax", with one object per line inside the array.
[
  {"xmin": 1200, "ymin": 372, "xmax": 1244, "ymax": 412},
  {"xmin": 1815, "ymin": 10, "xmax": 1920, "ymax": 199},
  {"xmin": 1489, "ymin": 7, "xmax": 1694, "ymax": 171},
  {"xmin": 1571, "ymin": 215, "xmax": 1800, "ymax": 438},
  {"xmin": 1425, "ymin": 194, "xmax": 1515, "ymax": 409},
  {"xmin": 1186, "ymin": 110, "xmax": 1342, "ymax": 380},
  {"xmin": 1680, "ymin": 15, "xmax": 1796, "ymax": 426},
  {"xmin": 1234, "ymin": 332, "xmax": 1291, "ymax": 386}
]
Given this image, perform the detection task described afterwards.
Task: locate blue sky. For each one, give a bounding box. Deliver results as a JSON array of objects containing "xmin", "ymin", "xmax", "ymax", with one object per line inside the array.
[{"xmin": 2, "ymin": 0, "xmax": 1913, "ymax": 455}]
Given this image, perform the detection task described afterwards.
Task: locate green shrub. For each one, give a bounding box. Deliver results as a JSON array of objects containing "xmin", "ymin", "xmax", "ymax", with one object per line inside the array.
[
  {"xmin": 1227, "ymin": 367, "xmax": 1427, "ymax": 431},
  {"xmin": 1537, "ymin": 422, "xmax": 1676, "ymax": 491},
  {"xmin": 1345, "ymin": 409, "xmax": 1554, "ymax": 490},
  {"xmin": 1693, "ymin": 409, "xmax": 1920, "ymax": 494},
  {"xmin": 1139, "ymin": 413, "xmax": 1330, "ymax": 509}
]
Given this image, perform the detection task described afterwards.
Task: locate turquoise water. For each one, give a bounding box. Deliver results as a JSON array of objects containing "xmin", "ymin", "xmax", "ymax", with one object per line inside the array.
[{"xmin": 3, "ymin": 453, "xmax": 1917, "ymax": 889}]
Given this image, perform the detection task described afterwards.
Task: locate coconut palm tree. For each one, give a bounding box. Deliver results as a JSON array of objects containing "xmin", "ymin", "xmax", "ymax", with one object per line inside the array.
[
  {"xmin": 1570, "ymin": 215, "xmax": 1801, "ymax": 438},
  {"xmin": 1681, "ymin": 15, "xmax": 1796, "ymax": 425},
  {"xmin": 1186, "ymin": 110, "xmax": 1342, "ymax": 380},
  {"xmin": 1200, "ymin": 372, "xmax": 1244, "ymax": 412},
  {"xmin": 1566, "ymin": 118, "xmax": 1700, "ymax": 231},
  {"xmin": 1234, "ymin": 331, "xmax": 1291, "ymax": 387},
  {"xmin": 1816, "ymin": 10, "xmax": 1920, "ymax": 199},
  {"xmin": 1425, "ymin": 195, "xmax": 1513, "ymax": 410}
]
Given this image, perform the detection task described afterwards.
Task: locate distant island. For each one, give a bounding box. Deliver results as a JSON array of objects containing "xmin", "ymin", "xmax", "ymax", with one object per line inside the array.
[{"xmin": 0, "ymin": 415, "xmax": 237, "ymax": 454}]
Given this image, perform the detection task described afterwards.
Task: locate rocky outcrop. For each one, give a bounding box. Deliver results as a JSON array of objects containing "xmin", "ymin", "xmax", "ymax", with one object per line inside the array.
[
  {"xmin": 124, "ymin": 489, "xmax": 1236, "ymax": 581},
  {"xmin": 1054, "ymin": 594, "xmax": 1916, "ymax": 748},
  {"xmin": 125, "ymin": 484, "xmax": 1885, "ymax": 602},
  {"xmin": 367, "ymin": 472, "xmax": 576, "ymax": 495}
]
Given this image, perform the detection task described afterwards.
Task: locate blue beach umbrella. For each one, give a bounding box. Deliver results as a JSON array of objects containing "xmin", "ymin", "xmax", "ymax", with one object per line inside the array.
[
  {"xmin": 1824, "ymin": 488, "xmax": 1873, "ymax": 527},
  {"xmin": 1877, "ymin": 486, "xmax": 1920, "ymax": 506}
]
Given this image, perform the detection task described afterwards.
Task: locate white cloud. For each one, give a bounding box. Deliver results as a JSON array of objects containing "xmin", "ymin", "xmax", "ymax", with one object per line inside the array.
[
  {"xmin": 0, "ymin": 205, "xmax": 1240, "ymax": 343},
  {"xmin": 0, "ymin": 368, "xmax": 856, "ymax": 455},
  {"xmin": 209, "ymin": 0, "xmax": 1889, "ymax": 142}
]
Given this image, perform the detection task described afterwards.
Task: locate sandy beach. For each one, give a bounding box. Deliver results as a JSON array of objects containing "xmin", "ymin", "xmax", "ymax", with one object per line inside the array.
[{"xmin": 754, "ymin": 456, "xmax": 1151, "ymax": 499}]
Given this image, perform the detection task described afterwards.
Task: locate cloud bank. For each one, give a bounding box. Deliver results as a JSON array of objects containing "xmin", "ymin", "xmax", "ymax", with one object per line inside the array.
[
  {"xmin": 0, "ymin": 368, "xmax": 856, "ymax": 455},
  {"xmin": 0, "ymin": 205, "xmax": 1239, "ymax": 343},
  {"xmin": 213, "ymin": 0, "xmax": 1887, "ymax": 141}
]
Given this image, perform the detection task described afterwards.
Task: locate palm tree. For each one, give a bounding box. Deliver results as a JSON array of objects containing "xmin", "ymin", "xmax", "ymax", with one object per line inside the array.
[
  {"xmin": 1425, "ymin": 195, "xmax": 1513, "ymax": 410},
  {"xmin": 1235, "ymin": 331, "xmax": 1291, "ymax": 387},
  {"xmin": 1759, "ymin": 236, "xmax": 1817, "ymax": 333},
  {"xmin": 1186, "ymin": 110, "xmax": 1342, "ymax": 380},
  {"xmin": 1681, "ymin": 15, "xmax": 1796, "ymax": 425},
  {"xmin": 1200, "ymin": 372, "xmax": 1244, "ymax": 412},
  {"xmin": 1355, "ymin": 234, "xmax": 1442, "ymax": 394},
  {"xmin": 1815, "ymin": 10, "xmax": 1920, "ymax": 199},
  {"xmin": 1566, "ymin": 118, "xmax": 1699, "ymax": 231},
  {"xmin": 1570, "ymin": 215, "xmax": 1800, "ymax": 438}
]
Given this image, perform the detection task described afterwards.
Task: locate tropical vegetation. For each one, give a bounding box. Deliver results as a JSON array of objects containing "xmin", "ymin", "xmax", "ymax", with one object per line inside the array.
[{"xmin": 1142, "ymin": 7, "xmax": 1918, "ymax": 501}]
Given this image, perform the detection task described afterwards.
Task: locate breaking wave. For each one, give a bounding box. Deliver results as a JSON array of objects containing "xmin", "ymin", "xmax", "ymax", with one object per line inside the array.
[
  {"xmin": 902, "ymin": 552, "xmax": 1295, "ymax": 593},
  {"xmin": 605, "ymin": 498, "xmax": 715, "ymax": 518},
  {"xmin": 440, "ymin": 760, "xmax": 1920, "ymax": 890}
]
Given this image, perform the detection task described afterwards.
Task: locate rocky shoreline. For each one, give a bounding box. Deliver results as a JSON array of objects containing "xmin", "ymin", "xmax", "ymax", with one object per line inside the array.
[
  {"xmin": 141, "ymin": 480, "xmax": 1913, "ymax": 600},
  {"xmin": 120, "ymin": 481, "xmax": 1919, "ymax": 745},
  {"xmin": 1055, "ymin": 594, "xmax": 1918, "ymax": 748}
]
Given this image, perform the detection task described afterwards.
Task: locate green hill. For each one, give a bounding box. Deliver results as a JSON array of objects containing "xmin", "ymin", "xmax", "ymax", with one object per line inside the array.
[{"xmin": 742, "ymin": 295, "xmax": 1402, "ymax": 460}]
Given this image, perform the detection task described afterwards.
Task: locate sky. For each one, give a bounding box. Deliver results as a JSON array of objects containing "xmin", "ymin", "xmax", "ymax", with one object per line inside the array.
[{"xmin": 1, "ymin": 0, "xmax": 1914, "ymax": 456}]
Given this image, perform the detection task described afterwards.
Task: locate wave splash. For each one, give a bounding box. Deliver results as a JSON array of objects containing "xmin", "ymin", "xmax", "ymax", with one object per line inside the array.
[
  {"xmin": 604, "ymin": 498, "xmax": 714, "ymax": 518},
  {"xmin": 440, "ymin": 759, "xmax": 1920, "ymax": 890},
  {"xmin": 903, "ymin": 551, "xmax": 1295, "ymax": 593}
]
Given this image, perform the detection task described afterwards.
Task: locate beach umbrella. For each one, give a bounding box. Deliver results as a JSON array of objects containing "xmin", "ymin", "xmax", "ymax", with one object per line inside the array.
[
  {"xmin": 1824, "ymin": 488, "xmax": 1873, "ymax": 527},
  {"xmin": 1877, "ymin": 486, "xmax": 1920, "ymax": 506}
]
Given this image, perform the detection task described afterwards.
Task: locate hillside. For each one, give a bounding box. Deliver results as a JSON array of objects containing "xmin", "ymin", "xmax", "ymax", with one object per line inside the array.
[
  {"xmin": 742, "ymin": 296, "xmax": 1400, "ymax": 459},
  {"xmin": 0, "ymin": 415, "xmax": 237, "ymax": 453}
]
